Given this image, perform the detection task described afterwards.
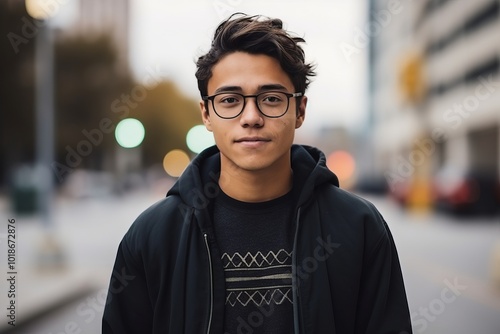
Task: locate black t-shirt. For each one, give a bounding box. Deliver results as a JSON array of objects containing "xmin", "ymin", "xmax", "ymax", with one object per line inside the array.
[{"xmin": 212, "ymin": 189, "xmax": 295, "ymax": 334}]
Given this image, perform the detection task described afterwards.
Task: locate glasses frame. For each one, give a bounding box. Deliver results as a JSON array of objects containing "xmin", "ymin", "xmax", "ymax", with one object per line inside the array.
[{"xmin": 202, "ymin": 91, "xmax": 303, "ymax": 119}]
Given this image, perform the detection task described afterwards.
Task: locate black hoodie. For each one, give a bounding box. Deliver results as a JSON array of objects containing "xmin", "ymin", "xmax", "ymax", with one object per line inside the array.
[{"xmin": 102, "ymin": 145, "xmax": 412, "ymax": 333}]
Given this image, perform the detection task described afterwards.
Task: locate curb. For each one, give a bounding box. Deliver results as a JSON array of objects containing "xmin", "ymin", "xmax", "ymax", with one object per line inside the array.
[
  {"xmin": 1, "ymin": 268, "xmax": 102, "ymax": 334},
  {"xmin": 0, "ymin": 286, "xmax": 96, "ymax": 334}
]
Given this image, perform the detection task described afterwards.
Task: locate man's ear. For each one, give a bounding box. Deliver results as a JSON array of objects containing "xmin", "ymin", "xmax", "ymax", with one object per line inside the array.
[
  {"xmin": 295, "ymin": 95, "xmax": 307, "ymax": 129},
  {"xmin": 200, "ymin": 100, "xmax": 213, "ymax": 132}
]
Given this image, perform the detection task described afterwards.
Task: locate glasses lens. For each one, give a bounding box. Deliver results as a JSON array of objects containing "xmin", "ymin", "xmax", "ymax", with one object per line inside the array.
[
  {"xmin": 213, "ymin": 93, "xmax": 244, "ymax": 118},
  {"xmin": 257, "ymin": 92, "xmax": 289, "ymax": 117}
]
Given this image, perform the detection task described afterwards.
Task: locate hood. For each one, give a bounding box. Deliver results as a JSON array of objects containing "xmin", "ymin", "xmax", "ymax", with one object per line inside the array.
[
  {"xmin": 290, "ymin": 144, "xmax": 339, "ymax": 206},
  {"xmin": 167, "ymin": 144, "xmax": 339, "ymax": 209}
]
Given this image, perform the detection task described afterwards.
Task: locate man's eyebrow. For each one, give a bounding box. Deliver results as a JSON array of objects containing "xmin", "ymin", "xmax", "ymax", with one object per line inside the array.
[
  {"xmin": 213, "ymin": 84, "xmax": 289, "ymax": 94},
  {"xmin": 214, "ymin": 86, "xmax": 242, "ymax": 94},
  {"xmin": 257, "ymin": 84, "xmax": 288, "ymax": 91}
]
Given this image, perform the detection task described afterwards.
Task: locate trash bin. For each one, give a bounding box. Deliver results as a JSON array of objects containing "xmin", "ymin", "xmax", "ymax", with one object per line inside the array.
[{"xmin": 10, "ymin": 165, "xmax": 38, "ymax": 215}]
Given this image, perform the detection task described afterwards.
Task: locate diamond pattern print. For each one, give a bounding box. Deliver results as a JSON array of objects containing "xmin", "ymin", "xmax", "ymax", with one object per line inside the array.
[
  {"xmin": 222, "ymin": 249, "xmax": 292, "ymax": 269},
  {"xmin": 226, "ymin": 288, "xmax": 292, "ymax": 307}
]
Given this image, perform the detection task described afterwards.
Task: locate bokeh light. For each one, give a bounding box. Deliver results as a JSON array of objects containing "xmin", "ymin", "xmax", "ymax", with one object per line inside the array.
[
  {"xmin": 326, "ymin": 150, "xmax": 356, "ymax": 186},
  {"xmin": 186, "ymin": 125, "xmax": 215, "ymax": 154},
  {"xmin": 25, "ymin": 0, "xmax": 56, "ymax": 20},
  {"xmin": 115, "ymin": 118, "xmax": 145, "ymax": 148},
  {"xmin": 163, "ymin": 149, "xmax": 190, "ymax": 177}
]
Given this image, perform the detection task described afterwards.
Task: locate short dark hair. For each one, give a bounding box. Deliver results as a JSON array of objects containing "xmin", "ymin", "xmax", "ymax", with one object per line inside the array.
[{"xmin": 195, "ymin": 13, "xmax": 316, "ymax": 98}]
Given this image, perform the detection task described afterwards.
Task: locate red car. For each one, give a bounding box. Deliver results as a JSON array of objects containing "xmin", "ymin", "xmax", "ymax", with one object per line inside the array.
[{"xmin": 432, "ymin": 168, "xmax": 500, "ymax": 216}]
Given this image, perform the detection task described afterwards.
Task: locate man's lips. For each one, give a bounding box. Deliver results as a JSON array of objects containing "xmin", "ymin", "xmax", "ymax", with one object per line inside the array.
[
  {"xmin": 234, "ymin": 137, "xmax": 271, "ymax": 147},
  {"xmin": 234, "ymin": 137, "xmax": 271, "ymax": 143}
]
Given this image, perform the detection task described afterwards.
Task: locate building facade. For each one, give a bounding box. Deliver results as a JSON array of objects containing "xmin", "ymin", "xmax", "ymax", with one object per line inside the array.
[
  {"xmin": 73, "ymin": 0, "xmax": 130, "ymax": 71},
  {"xmin": 368, "ymin": 0, "xmax": 500, "ymax": 209}
]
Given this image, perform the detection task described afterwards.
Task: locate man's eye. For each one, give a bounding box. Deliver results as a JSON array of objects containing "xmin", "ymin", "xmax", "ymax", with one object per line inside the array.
[
  {"xmin": 219, "ymin": 96, "xmax": 240, "ymax": 104},
  {"xmin": 262, "ymin": 95, "xmax": 283, "ymax": 103}
]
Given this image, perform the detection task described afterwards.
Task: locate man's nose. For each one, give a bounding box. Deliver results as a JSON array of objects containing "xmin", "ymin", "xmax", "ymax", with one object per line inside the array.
[{"xmin": 239, "ymin": 97, "xmax": 264, "ymax": 127}]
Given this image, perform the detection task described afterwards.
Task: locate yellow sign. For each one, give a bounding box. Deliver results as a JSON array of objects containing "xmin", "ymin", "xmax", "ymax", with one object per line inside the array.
[{"xmin": 399, "ymin": 53, "xmax": 426, "ymax": 104}]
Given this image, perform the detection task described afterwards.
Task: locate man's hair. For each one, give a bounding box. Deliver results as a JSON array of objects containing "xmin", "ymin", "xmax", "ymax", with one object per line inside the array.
[{"xmin": 195, "ymin": 13, "xmax": 316, "ymax": 98}]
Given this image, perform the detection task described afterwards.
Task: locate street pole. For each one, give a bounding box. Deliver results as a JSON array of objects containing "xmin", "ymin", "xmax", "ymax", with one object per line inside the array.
[
  {"xmin": 34, "ymin": 19, "xmax": 64, "ymax": 270},
  {"xmin": 35, "ymin": 22, "xmax": 54, "ymax": 229}
]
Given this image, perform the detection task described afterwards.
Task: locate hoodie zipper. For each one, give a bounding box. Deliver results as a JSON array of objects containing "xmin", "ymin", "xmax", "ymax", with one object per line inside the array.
[
  {"xmin": 203, "ymin": 233, "xmax": 214, "ymax": 334},
  {"xmin": 292, "ymin": 207, "xmax": 302, "ymax": 334}
]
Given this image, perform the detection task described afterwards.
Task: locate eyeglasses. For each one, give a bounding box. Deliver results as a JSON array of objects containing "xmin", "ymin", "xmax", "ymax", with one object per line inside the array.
[{"xmin": 202, "ymin": 91, "xmax": 303, "ymax": 119}]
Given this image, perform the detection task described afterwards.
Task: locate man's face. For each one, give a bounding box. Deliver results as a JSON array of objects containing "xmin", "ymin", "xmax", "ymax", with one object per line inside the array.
[{"xmin": 200, "ymin": 51, "xmax": 307, "ymax": 175}]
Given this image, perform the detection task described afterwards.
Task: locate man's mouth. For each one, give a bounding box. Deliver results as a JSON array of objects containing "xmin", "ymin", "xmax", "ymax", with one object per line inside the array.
[
  {"xmin": 234, "ymin": 137, "xmax": 271, "ymax": 143},
  {"xmin": 234, "ymin": 137, "xmax": 271, "ymax": 147}
]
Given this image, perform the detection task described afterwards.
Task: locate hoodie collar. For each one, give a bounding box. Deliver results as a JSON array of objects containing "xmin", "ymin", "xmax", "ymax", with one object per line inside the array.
[
  {"xmin": 290, "ymin": 145, "xmax": 339, "ymax": 206},
  {"xmin": 167, "ymin": 144, "xmax": 339, "ymax": 209}
]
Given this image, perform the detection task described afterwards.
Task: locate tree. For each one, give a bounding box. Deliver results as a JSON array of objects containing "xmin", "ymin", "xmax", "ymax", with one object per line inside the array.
[{"xmin": 132, "ymin": 81, "xmax": 201, "ymax": 167}]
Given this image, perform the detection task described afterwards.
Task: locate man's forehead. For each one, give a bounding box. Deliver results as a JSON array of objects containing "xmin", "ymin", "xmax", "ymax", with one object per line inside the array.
[{"xmin": 207, "ymin": 55, "xmax": 293, "ymax": 92}]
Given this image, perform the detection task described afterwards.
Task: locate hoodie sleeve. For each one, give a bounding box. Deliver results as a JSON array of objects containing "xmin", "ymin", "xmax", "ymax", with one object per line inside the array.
[
  {"xmin": 102, "ymin": 237, "xmax": 154, "ymax": 334},
  {"xmin": 355, "ymin": 218, "xmax": 412, "ymax": 334}
]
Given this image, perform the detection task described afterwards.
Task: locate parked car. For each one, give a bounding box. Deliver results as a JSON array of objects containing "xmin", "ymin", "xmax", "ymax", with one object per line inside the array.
[
  {"xmin": 354, "ymin": 175, "xmax": 388, "ymax": 195},
  {"xmin": 432, "ymin": 168, "xmax": 500, "ymax": 216}
]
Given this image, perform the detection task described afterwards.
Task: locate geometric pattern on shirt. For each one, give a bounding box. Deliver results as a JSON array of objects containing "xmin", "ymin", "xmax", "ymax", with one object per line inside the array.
[
  {"xmin": 222, "ymin": 249, "xmax": 292, "ymax": 269},
  {"xmin": 226, "ymin": 287, "xmax": 292, "ymax": 307},
  {"xmin": 222, "ymin": 249, "xmax": 293, "ymax": 307}
]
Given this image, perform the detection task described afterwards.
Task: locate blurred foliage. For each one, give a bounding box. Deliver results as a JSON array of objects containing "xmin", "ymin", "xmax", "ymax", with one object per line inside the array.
[
  {"xmin": 55, "ymin": 34, "xmax": 201, "ymax": 176},
  {"xmin": 0, "ymin": 1, "xmax": 201, "ymax": 188},
  {"xmin": 55, "ymin": 33, "xmax": 134, "ymax": 171},
  {"xmin": 134, "ymin": 81, "xmax": 201, "ymax": 166}
]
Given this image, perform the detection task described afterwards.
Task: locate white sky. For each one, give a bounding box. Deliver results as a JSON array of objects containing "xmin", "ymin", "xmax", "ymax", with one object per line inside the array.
[{"xmin": 130, "ymin": 0, "xmax": 369, "ymax": 134}]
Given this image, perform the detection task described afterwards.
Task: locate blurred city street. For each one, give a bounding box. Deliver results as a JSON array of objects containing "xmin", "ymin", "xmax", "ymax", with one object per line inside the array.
[
  {"xmin": 0, "ymin": 187, "xmax": 498, "ymax": 334},
  {"xmin": 0, "ymin": 183, "xmax": 169, "ymax": 334},
  {"xmin": 1, "ymin": 0, "xmax": 500, "ymax": 333},
  {"xmin": 367, "ymin": 194, "xmax": 500, "ymax": 334}
]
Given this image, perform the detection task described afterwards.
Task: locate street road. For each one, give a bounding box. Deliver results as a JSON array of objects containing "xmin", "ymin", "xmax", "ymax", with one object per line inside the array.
[
  {"xmin": 366, "ymin": 194, "xmax": 500, "ymax": 334},
  {"xmin": 4, "ymin": 190, "xmax": 500, "ymax": 334}
]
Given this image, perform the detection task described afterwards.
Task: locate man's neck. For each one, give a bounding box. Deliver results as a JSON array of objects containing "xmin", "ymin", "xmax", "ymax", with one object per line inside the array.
[{"xmin": 218, "ymin": 160, "xmax": 293, "ymax": 203}]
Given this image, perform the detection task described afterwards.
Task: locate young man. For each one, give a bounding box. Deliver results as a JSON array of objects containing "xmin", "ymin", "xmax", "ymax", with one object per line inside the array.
[{"xmin": 103, "ymin": 14, "xmax": 412, "ymax": 334}]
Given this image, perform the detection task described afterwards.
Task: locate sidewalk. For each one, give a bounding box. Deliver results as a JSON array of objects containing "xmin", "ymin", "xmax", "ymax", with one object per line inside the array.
[
  {"xmin": 0, "ymin": 186, "xmax": 165, "ymax": 333},
  {"xmin": 1, "ymin": 267, "xmax": 99, "ymax": 333}
]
